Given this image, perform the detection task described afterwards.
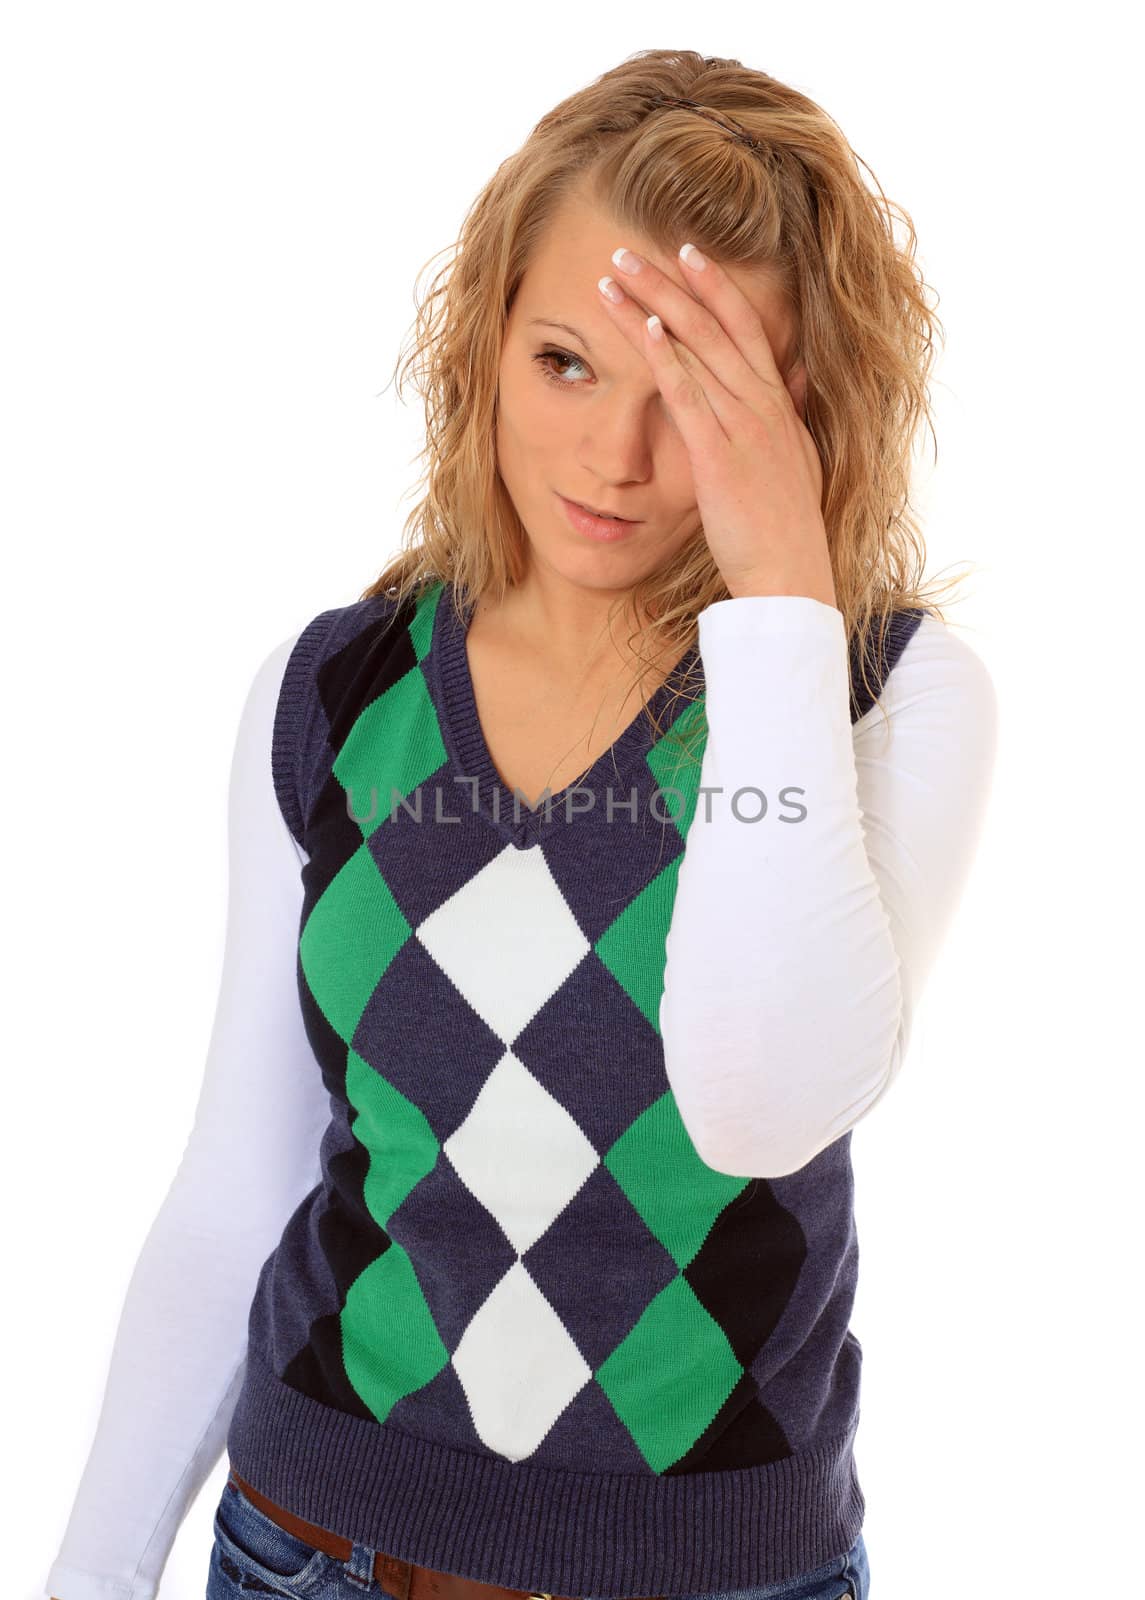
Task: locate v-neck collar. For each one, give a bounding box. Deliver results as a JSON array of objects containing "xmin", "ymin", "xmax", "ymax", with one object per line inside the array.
[{"xmin": 431, "ymin": 581, "xmax": 703, "ymax": 850}]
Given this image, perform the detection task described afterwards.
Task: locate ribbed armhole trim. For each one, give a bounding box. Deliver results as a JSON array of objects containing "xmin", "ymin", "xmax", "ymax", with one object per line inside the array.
[
  {"xmin": 271, "ymin": 607, "xmax": 344, "ymax": 848},
  {"xmin": 849, "ymin": 605, "xmax": 926, "ymax": 722}
]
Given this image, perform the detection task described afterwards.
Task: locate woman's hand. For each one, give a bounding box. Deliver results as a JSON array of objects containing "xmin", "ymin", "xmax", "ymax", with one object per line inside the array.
[{"xmin": 597, "ymin": 242, "xmax": 836, "ymax": 609}]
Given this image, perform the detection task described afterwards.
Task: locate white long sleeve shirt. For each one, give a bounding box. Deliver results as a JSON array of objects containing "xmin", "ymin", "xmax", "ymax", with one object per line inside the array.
[{"xmin": 44, "ymin": 596, "xmax": 997, "ymax": 1600}]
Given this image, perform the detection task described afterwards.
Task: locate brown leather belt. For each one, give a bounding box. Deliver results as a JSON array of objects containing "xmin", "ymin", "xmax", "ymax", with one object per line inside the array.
[{"xmin": 227, "ymin": 1468, "xmax": 659, "ymax": 1600}]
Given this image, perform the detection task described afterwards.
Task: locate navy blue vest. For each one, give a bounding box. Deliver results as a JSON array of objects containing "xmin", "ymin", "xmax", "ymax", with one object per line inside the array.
[{"xmin": 227, "ymin": 579, "xmax": 923, "ymax": 1594}]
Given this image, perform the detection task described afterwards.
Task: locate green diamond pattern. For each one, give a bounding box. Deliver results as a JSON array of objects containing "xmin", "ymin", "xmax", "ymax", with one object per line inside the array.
[
  {"xmin": 594, "ymin": 859, "xmax": 684, "ymax": 1033},
  {"xmin": 596, "ymin": 1275, "xmax": 742, "ymax": 1473},
  {"xmin": 340, "ymin": 1047, "xmax": 448, "ymax": 1423},
  {"xmin": 333, "ymin": 647, "xmax": 447, "ymax": 843},
  {"xmin": 299, "ymin": 587, "xmax": 754, "ymax": 1465},
  {"xmin": 304, "ymin": 583, "xmax": 449, "ymax": 1040},
  {"xmin": 601, "ymin": 1095, "xmax": 750, "ymax": 1470},
  {"xmin": 300, "ymin": 842, "xmax": 412, "ymax": 1045},
  {"xmin": 341, "ymin": 1237, "xmax": 451, "ymax": 1424},
  {"xmin": 347, "ymin": 1046, "xmax": 441, "ymax": 1226},
  {"xmin": 589, "ymin": 688, "xmax": 748, "ymax": 1468},
  {"xmin": 592, "ymin": 694, "xmax": 708, "ymax": 1034},
  {"xmin": 405, "ymin": 582, "xmax": 440, "ymax": 661},
  {"xmin": 312, "ymin": 583, "xmax": 456, "ymax": 1422},
  {"xmin": 646, "ymin": 695, "xmax": 708, "ymax": 838},
  {"xmin": 606, "ymin": 1091, "xmax": 750, "ymax": 1268}
]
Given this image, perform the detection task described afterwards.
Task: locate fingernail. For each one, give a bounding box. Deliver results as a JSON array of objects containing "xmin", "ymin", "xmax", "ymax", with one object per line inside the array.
[{"xmin": 679, "ymin": 242, "xmax": 707, "ymax": 270}]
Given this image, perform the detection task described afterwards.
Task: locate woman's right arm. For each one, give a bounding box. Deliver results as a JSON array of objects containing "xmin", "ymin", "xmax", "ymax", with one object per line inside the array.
[{"xmin": 45, "ymin": 627, "xmax": 332, "ymax": 1600}]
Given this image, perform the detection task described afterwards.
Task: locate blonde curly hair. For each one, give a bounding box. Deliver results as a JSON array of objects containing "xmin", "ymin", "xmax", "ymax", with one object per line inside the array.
[{"xmin": 361, "ymin": 46, "xmax": 971, "ymax": 744}]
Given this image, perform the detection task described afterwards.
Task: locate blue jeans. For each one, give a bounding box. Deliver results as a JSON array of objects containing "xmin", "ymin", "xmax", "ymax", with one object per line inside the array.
[{"xmin": 207, "ymin": 1477, "xmax": 870, "ymax": 1600}]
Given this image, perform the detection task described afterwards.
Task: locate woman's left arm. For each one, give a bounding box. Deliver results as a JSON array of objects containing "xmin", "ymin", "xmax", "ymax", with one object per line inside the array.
[{"xmin": 659, "ymin": 594, "xmax": 999, "ymax": 1179}]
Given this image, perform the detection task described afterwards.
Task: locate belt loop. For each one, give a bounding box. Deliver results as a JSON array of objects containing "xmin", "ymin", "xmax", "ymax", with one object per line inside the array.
[{"xmin": 346, "ymin": 1539, "xmax": 380, "ymax": 1589}]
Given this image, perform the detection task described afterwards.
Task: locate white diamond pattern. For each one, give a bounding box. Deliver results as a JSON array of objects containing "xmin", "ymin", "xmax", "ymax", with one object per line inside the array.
[
  {"xmin": 415, "ymin": 842, "xmax": 591, "ymax": 1043},
  {"xmin": 444, "ymin": 1052, "xmax": 600, "ymax": 1252},
  {"xmin": 451, "ymin": 1260, "xmax": 594, "ymax": 1461},
  {"xmin": 421, "ymin": 843, "xmax": 603, "ymax": 1457}
]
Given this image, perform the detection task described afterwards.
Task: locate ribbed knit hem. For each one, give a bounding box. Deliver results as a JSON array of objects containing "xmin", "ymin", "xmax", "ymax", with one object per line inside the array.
[
  {"xmin": 270, "ymin": 606, "xmax": 345, "ymax": 847},
  {"xmin": 226, "ymin": 1344, "xmax": 865, "ymax": 1596}
]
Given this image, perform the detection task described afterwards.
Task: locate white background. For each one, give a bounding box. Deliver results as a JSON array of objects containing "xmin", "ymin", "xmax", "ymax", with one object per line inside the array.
[{"xmin": 6, "ymin": 4, "xmax": 1141, "ymax": 1597}]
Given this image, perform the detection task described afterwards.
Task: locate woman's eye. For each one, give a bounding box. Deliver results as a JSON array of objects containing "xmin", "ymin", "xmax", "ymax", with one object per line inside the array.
[{"xmin": 533, "ymin": 347, "xmax": 589, "ymax": 387}]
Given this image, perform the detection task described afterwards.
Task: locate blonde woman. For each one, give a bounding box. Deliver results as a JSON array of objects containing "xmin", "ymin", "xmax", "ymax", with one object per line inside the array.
[{"xmin": 46, "ymin": 47, "xmax": 996, "ymax": 1600}]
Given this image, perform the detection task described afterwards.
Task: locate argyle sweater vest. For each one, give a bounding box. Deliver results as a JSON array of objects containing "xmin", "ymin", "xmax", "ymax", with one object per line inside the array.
[{"xmin": 226, "ymin": 577, "xmax": 924, "ymax": 1595}]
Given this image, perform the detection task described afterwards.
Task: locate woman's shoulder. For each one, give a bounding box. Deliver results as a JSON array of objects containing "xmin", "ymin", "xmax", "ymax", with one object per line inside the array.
[
  {"xmin": 858, "ymin": 608, "xmax": 998, "ymax": 767},
  {"xmin": 291, "ymin": 587, "xmax": 413, "ymax": 658},
  {"xmin": 890, "ymin": 609, "xmax": 997, "ymax": 705},
  {"xmin": 258, "ymin": 583, "xmax": 441, "ymax": 689}
]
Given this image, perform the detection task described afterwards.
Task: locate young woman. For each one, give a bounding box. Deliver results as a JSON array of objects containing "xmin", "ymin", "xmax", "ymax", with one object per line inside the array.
[{"xmin": 46, "ymin": 48, "xmax": 996, "ymax": 1600}]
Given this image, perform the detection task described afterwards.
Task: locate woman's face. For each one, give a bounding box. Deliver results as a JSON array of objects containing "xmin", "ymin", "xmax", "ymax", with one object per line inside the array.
[{"xmin": 495, "ymin": 187, "xmax": 800, "ymax": 597}]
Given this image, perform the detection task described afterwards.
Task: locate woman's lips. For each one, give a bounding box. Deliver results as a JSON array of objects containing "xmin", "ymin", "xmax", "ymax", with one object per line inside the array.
[{"xmin": 556, "ymin": 493, "xmax": 642, "ymax": 541}]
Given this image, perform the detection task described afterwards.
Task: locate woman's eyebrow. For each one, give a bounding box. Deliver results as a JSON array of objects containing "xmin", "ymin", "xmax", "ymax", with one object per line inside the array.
[{"xmin": 527, "ymin": 318, "xmax": 592, "ymax": 353}]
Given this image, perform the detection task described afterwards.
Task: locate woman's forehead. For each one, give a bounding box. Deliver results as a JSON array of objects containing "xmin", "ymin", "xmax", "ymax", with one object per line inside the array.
[{"xmin": 518, "ymin": 191, "xmax": 798, "ymax": 368}]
